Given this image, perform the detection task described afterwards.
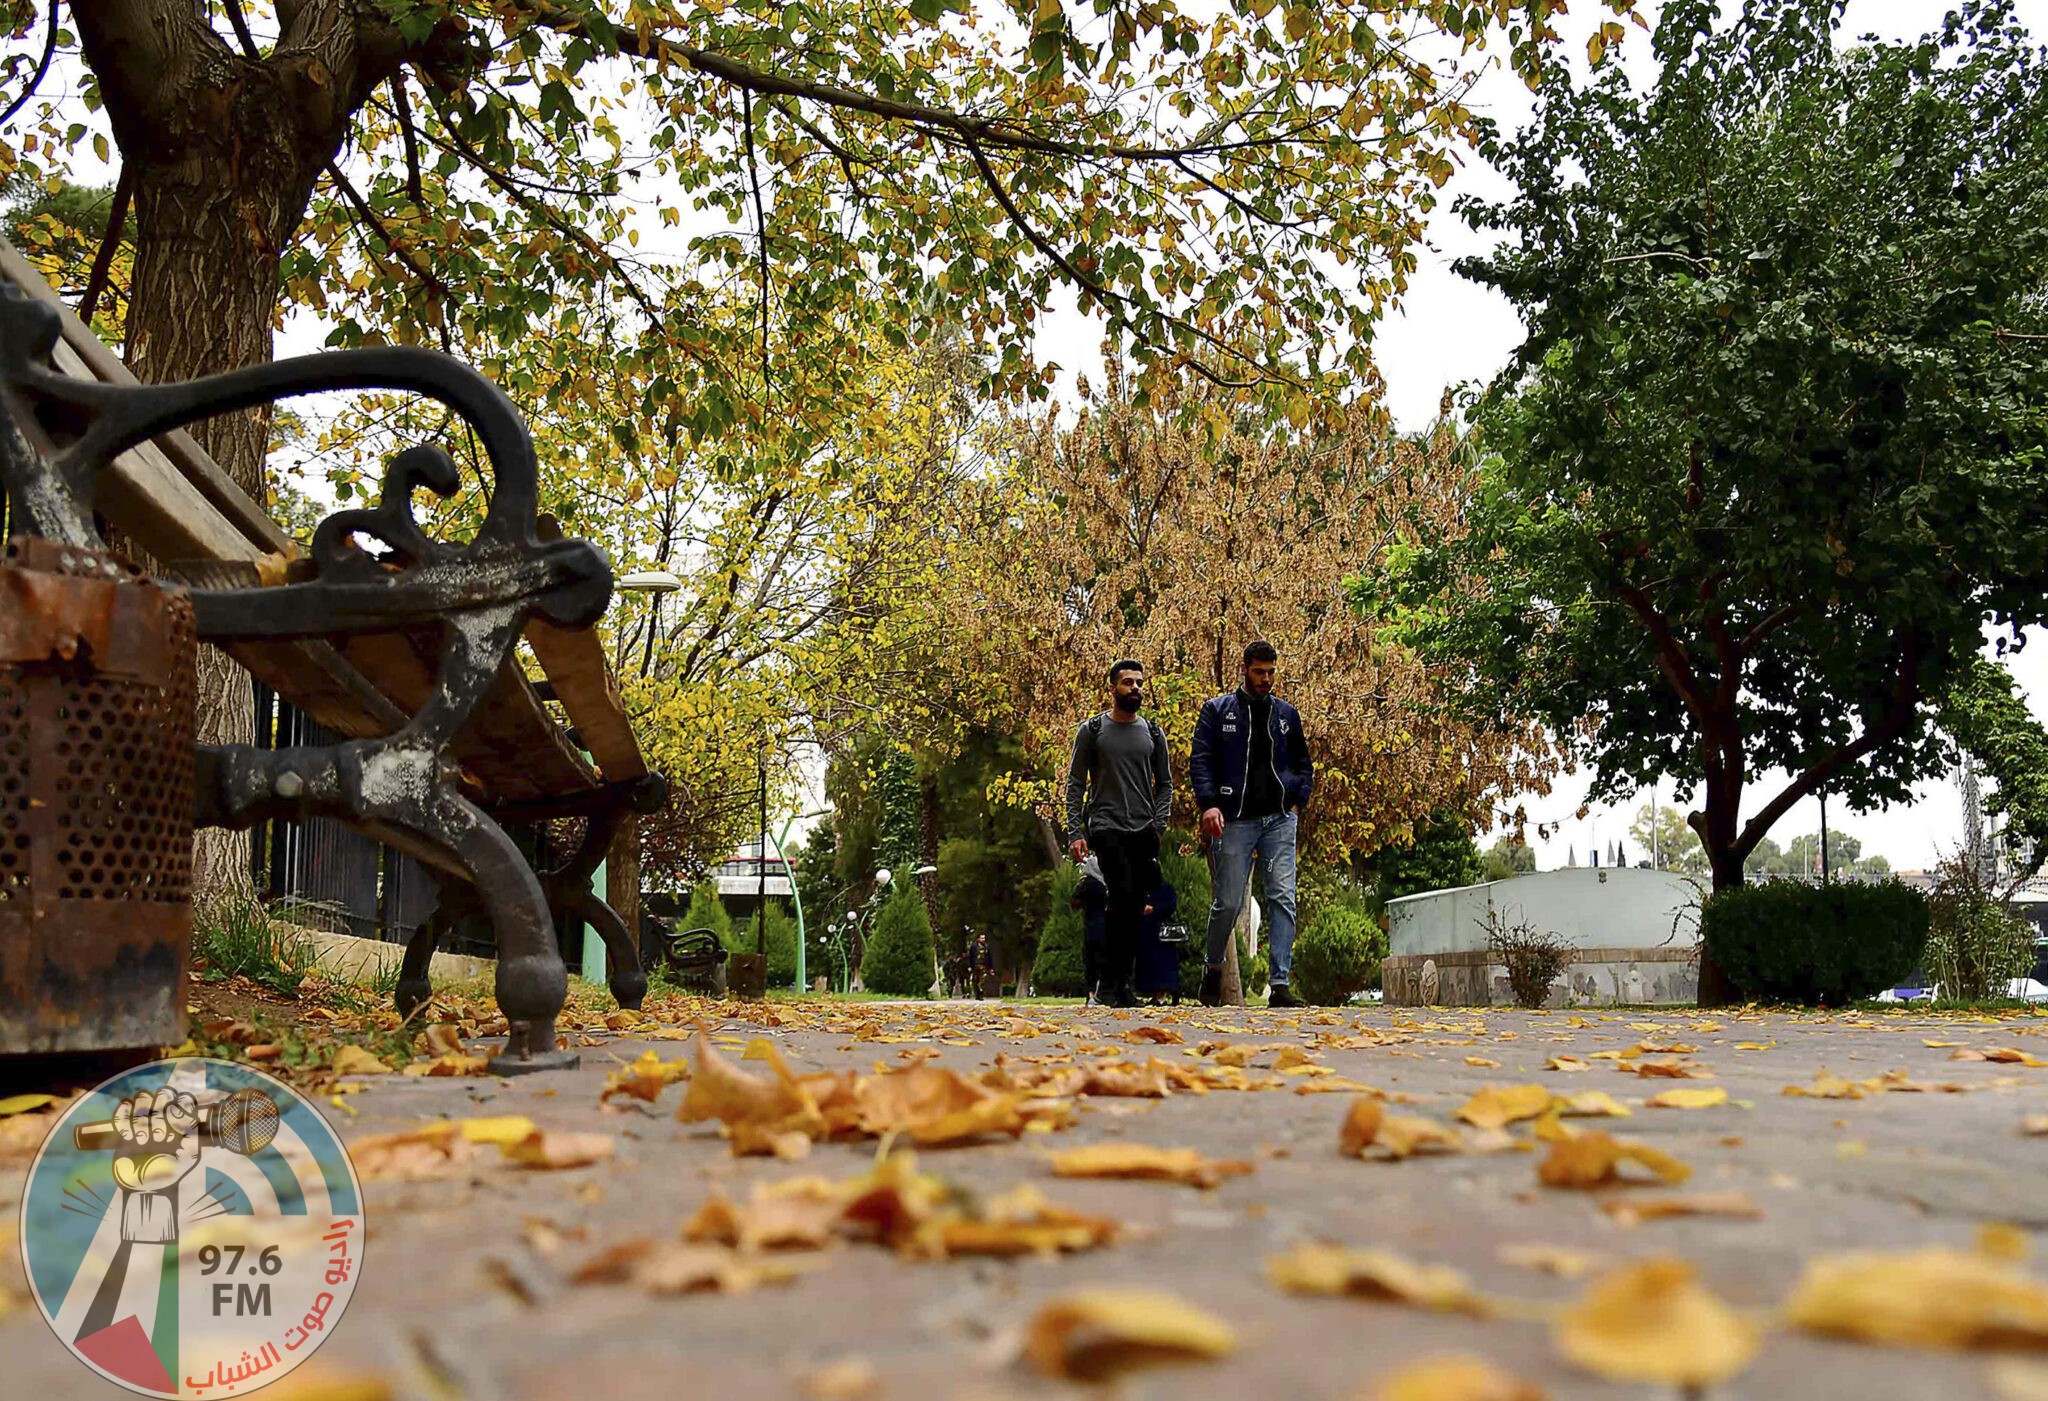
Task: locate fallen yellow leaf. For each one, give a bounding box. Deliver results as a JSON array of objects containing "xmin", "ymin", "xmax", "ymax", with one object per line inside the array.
[
  {"xmin": 1989, "ymin": 1358, "xmax": 2048, "ymax": 1401},
  {"xmin": 1645, "ymin": 1087, "xmax": 1729, "ymax": 1110},
  {"xmin": 1498, "ymin": 1242, "xmax": 1612, "ymax": 1280},
  {"xmin": 1555, "ymin": 1258, "xmax": 1758, "ymax": 1387},
  {"xmin": 501, "ymin": 1129, "xmax": 615, "ymax": 1170},
  {"xmin": 1599, "ymin": 1192, "xmax": 1762, "ymax": 1228},
  {"xmin": 1537, "ymin": 1130, "xmax": 1691, "ymax": 1188},
  {"xmin": 1266, "ymin": 1243, "xmax": 1487, "ymax": 1314},
  {"xmin": 458, "ymin": 1115, "xmax": 536, "ymax": 1146},
  {"xmin": 1342, "ymin": 1098, "xmax": 1466, "ymax": 1160},
  {"xmin": 1464, "ymin": 1056, "xmax": 1503, "ymax": 1068},
  {"xmin": 1023, "ymin": 1288, "xmax": 1237, "ymax": 1381},
  {"xmin": 0, "ymin": 1094, "xmax": 55, "ymax": 1117},
  {"xmin": 1456, "ymin": 1084, "xmax": 1553, "ymax": 1130},
  {"xmin": 1786, "ymin": 1247, "xmax": 2048, "ymax": 1350},
  {"xmin": 1554, "ymin": 1090, "xmax": 1632, "ymax": 1118},
  {"xmin": 802, "ymin": 1356, "xmax": 881, "ymax": 1401},
  {"xmin": 600, "ymin": 1050, "xmax": 689, "ymax": 1104},
  {"xmin": 1369, "ymin": 1355, "xmax": 1548, "ymax": 1401},
  {"xmin": 1545, "ymin": 1056, "xmax": 1590, "ymax": 1073},
  {"xmin": 1049, "ymin": 1142, "xmax": 1254, "ymax": 1190},
  {"xmin": 572, "ymin": 1238, "xmax": 802, "ymax": 1294},
  {"xmin": 329, "ymin": 1045, "xmax": 392, "ymax": 1076},
  {"xmin": 685, "ymin": 1179, "xmax": 847, "ymax": 1251}
]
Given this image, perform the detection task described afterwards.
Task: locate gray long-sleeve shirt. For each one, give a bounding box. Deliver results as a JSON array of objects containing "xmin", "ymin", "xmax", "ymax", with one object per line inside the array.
[{"xmin": 1065, "ymin": 712, "xmax": 1173, "ymax": 838}]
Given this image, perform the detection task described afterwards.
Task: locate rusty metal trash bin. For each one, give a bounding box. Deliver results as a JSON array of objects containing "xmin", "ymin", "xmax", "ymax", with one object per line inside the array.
[{"xmin": 0, "ymin": 537, "xmax": 197, "ymax": 1055}]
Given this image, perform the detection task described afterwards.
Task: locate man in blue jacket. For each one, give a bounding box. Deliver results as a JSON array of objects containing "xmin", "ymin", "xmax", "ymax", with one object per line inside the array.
[{"xmin": 1189, "ymin": 640, "xmax": 1315, "ymax": 1008}]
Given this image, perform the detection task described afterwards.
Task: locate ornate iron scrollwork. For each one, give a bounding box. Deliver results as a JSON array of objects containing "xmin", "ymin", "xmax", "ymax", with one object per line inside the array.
[{"xmin": 0, "ymin": 281, "xmax": 627, "ymax": 1073}]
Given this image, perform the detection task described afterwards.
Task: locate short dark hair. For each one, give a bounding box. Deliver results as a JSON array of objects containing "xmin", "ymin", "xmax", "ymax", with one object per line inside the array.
[
  {"xmin": 1108, "ymin": 658, "xmax": 1145, "ymax": 685},
  {"xmin": 1243, "ymin": 640, "xmax": 1278, "ymax": 667}
]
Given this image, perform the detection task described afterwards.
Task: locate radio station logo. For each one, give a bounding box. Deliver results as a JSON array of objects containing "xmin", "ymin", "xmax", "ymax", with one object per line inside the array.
[{"xmin": 19, "ymin": 1057, "xmax": 364, "ymax": 1397}]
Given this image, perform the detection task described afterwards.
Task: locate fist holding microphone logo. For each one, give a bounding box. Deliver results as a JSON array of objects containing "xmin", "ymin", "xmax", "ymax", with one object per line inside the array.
[{"xmin": 21, "ymin": 1060, "xmax": 364, "ymax": 1397}]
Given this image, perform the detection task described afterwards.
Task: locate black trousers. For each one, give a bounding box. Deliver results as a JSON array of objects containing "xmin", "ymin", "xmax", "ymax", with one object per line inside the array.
[{"xmin": 1090, "ymin": 827, "xmax": 1160, "ymax": 995}]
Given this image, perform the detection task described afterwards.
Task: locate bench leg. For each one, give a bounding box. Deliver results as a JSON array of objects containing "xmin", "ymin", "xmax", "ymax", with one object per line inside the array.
[
  {"xmin": 395, "ymin": 904, "xmax": 447, "ymax": 1021},
  {"xmin": 196, "ymin": 740, "xmax": 579, "ymax": 1074},
  {"xmin": 557, "ymin": 890, "xmax": 646, "ymax": 1011}
]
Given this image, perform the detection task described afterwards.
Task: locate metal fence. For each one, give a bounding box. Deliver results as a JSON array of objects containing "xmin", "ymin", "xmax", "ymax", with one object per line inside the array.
[{"xmin": 250, "ymin": 684, "xmax": 506, "ymax": 959}]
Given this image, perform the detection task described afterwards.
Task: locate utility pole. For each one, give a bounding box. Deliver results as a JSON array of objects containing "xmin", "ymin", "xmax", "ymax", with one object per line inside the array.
[
  {"xmin": 1819, "ymin": 785, "xmax": 1830, "ymax": 883},
  {"xmin": 756, "ymin": 740, "xmax": 768, "ymax": 956}
]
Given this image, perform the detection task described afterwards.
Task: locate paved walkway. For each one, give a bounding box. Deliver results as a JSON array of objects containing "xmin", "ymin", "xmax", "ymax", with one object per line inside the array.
[{"xmin": 7, "ymin": 1000, "xmax": 2048, "ymax": 1398}]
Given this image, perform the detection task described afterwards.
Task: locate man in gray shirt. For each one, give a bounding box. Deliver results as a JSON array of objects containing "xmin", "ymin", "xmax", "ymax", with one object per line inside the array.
[{"xmin": 1065, "ymin": 659, "xmax": 1173, "ymax": 1007}]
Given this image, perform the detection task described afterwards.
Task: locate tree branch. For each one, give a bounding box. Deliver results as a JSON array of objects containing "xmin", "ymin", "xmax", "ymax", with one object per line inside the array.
[
  {"xmin": 960, "ymin": 133, "xmax": 1269, "ymax": 390},
  {"xmin": 1613, "ymin": 578, "xmax": 1712, "ymax": 727},
  {"xmin": 1734, "ymin": 633, "xmax": 1923, "ymax": 856},
  {"xmin": 221, "ymin": 0, "xmax": 261, "ymax": 59},
  {"xmin": 0, "ymin": 0, "xmax": 60, "ymax": 128},
  {"xmin": 1739, "ymin": 602, "xmax": 1798, "ymax": 655},
  {"xmin": 421, "ymin": 89, "xmax": 664, "ymax": 325},
  {"xmin": 391, "ymin": 72, "xmax": 425, "ymax": 209},
  {"xmin": 76, "ymin": 166, "xmax": 134, "ymax": 331},
  {"xmin": 321, "ymin": 159, "xmax": 454, "ymax": 351}
]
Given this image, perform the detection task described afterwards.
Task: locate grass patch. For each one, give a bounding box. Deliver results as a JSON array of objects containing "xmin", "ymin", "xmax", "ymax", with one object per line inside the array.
[{"xmin": 192, "ymin": 896, "xmax": 320, "ymax": 997}]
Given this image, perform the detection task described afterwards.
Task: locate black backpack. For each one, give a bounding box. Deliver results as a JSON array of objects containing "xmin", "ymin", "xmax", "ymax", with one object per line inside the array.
[{"xmin": 1081, "ymin": 712, "xmax": 1168, "ymax": 775}]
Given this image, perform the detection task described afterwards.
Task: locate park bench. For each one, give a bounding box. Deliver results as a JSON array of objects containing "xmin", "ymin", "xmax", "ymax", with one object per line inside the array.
[{"xmin": 0, "ymin": 237, "xmax": 662, "ymax": 1074}]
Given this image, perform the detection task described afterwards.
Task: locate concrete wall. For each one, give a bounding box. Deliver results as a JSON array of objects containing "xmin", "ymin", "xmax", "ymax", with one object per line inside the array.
[
  {"xmin": 304, "ymin": 928, "xmax": 493, "ymax": 986},
  {"xmin": 1383, "ymin": 868, "xmax": 1702, "ymax": 1008}
]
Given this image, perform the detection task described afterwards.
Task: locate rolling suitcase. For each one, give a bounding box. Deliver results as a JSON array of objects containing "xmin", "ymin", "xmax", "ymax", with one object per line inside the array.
[{"xmin": 1135, "ymin": 881, "xmax": 1186, "ymax": 1002}]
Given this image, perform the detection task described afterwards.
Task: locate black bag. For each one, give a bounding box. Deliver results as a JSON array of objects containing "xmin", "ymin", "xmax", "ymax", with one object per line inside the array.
[{"xmin": 1135, "ymin": 916, "xmax": 1186, "ymax": 1000}]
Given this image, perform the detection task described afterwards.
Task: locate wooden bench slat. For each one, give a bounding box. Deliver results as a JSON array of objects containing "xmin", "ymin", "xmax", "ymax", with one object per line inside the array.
[
  {"xmin": 459, "ymin": 651, "xmax": 600, "ymax": 800},
  {"xmin": 5, "ymin": 238, "xmax": 638, "ymax": 823},
  {"xmin": 335, "ymin": 629, "xmax": 596, "ymax": 803},
  {"xmin": 0, "ymin": 238, "xmax": 293, "ymax": 558},
  {"xmin": 525, "ymin": 618, "xmax": 647, "ymax": 783}
]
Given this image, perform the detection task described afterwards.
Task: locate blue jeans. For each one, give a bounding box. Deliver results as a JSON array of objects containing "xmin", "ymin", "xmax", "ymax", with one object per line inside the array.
[{"xmin": 1204, "ymin": 812, "xmax": 1299, "ymax": 985}]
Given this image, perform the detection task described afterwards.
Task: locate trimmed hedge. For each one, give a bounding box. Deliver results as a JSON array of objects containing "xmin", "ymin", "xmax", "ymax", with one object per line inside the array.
[
  {"xmin": 860, "ymin": 885, "xmax": 937, "ymax": 996},
  {"xmin": 1701, "ymin": 879, "xmax": 1929, "ymax": 1006},
  {"xmin": 1291, "ymin": 904, "xmax": 1386, "ymax": 1006}
]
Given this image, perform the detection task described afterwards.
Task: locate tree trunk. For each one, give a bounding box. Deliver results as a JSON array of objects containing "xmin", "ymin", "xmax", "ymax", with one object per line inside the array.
[
  {"xmin": 115, "ymin": 93, "xmax": 330, "ymax": 899},
  {"xmin": 608, "ymin": 813, "xmax": 642, "ymax": 970},
  {"xmin": 1695, "ymin": 845, "xmax": 1746, "ymax": 1007},
  {"xmin": 76, "ymin": 7, "xmax": 418, "ymax": 901},
  {"xmin": 1220, "ymin": 927, "xmax": 1243, "ymax": 1007},
  {"xmin": 918, "ymin": 775, "xmax": 942, "ymax": 931}
]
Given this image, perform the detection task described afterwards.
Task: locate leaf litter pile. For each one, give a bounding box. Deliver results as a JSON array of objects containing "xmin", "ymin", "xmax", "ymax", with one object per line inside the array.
[{"xmin": 9, "ymin": 992, "xmax": 2048, "ymax": 1393}]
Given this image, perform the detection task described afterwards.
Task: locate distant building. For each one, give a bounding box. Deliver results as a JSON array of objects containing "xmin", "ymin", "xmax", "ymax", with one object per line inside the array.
[{"xmin": 711, "ymin": 839, "xmax": 794, "ymax": 900}]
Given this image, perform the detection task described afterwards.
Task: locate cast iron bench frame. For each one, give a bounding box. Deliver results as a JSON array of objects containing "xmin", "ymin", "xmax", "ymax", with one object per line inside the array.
[{"xmin": 0, "ymin": 247, "xmax": 661, "ymax": 1074}]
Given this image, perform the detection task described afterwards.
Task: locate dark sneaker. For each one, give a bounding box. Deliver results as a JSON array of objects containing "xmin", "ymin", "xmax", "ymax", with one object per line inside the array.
[
  {"xmin": 1267, "ymin": 984, "xmax": 1303, "ymax": 1009},
  {"xmin": 1199, "ymin": 967, "xmax": 1224, "ymax": 1007},
  {"xmin": 1106, "ymin": 983, "xmax": 1139, "ymax": 1009}
]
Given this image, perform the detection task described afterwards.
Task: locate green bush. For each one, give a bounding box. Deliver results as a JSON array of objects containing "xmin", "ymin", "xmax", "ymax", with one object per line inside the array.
[
  {"xmin": 1291, "ymin": 905, "xmax": 1387, "ymax": 1005},
  {"xmin": 1925, "ymin": 856, "xmax": 2036, "ymax": 1001},
  {"xmin": 723, "ymin": 901, "xmax": 800, "ymax": 988},
  {"xmin": 1701, "ymin": 879, "xmax": 1928, "ymax": 1006},
  {"xmin": 683, "ymin": 882, "xmax": 733, "ymax": 943},
  {"xmin": 860, "ymin": 885, "xmax": 937, "ymax": 996},
  {"xmin": 1030, "ymin": 864, "xmax": 1087, "ymax": 996}
]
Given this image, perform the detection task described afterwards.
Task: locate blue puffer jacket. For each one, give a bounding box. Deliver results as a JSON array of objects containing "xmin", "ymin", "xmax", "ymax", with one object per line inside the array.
[{"xmin": 1189, "ymin": 690, "xmax": 1314, "ymax": 818}]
